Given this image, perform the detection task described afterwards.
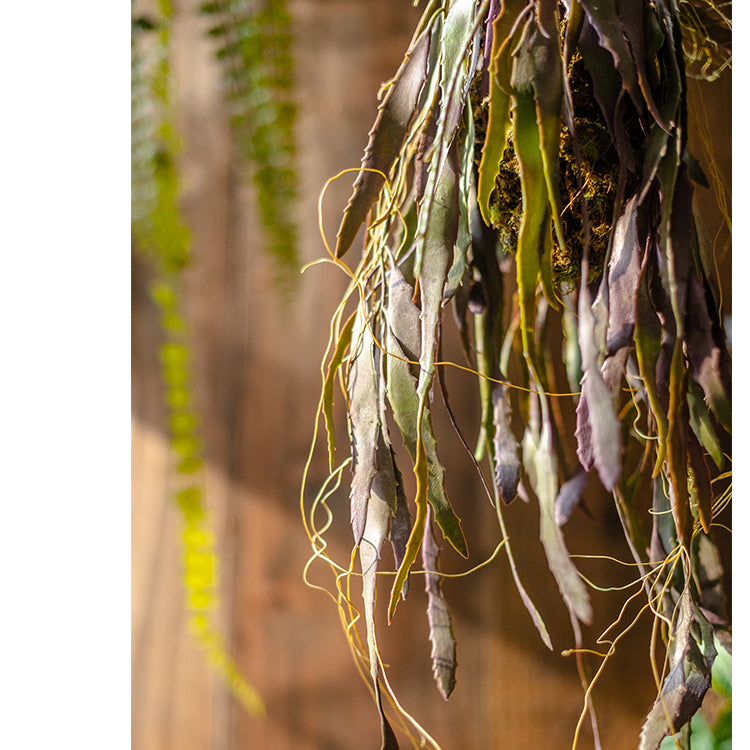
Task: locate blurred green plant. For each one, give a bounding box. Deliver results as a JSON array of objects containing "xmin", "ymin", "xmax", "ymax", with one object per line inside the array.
[
  {"xmin": 302, "ymin": 1, "xmax": 731, "ymax": 748},
  {"xmin": 200, "ymin": 0, "xmax": 298, "ymax": 281},
  {"xmin": 132, "ymin": 0, "xmax": 299, "ymax": 716}
]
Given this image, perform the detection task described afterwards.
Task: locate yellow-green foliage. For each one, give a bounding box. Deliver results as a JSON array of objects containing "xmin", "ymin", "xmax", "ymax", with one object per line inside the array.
[{"xmin": 132, "ymin": 1, "xmax": 264, "ymax": 717}]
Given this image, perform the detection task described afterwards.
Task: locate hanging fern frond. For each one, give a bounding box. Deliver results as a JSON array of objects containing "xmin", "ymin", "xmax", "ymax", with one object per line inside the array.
[{"xmin": 200, "ymin": 0, "xmax": 298, "ymax": 281}]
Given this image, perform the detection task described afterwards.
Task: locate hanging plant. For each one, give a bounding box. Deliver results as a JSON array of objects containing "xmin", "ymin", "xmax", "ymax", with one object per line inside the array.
[{"xmin": 302, "ymin": 1, "xmax": 731, "ymax": 748}]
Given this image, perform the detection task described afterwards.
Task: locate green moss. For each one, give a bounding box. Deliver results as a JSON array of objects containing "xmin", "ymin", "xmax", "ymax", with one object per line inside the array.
[{"xmin": 473, "ymin": 55, "xmax": 642, "ymax": 289}]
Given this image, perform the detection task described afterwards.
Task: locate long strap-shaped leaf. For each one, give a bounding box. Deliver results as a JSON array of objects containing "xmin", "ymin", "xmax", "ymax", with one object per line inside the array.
[
  {"xmin": 511, "ymin": 17, "xmax": 564, "ymax": 356},
  {"xmin": 335, "ymin": 26, "xmax": 432, "ymax": 258},
  {"xmin": 323, "ymin": 311, "xmax": 357, "ymax": 472},
  {"xmin": 477, "ymin": 0, "xmax": 528, "ymax": 225},
  {"xmin": 359, "ymin": 436, "xmax": 401, "ymax": 750},
  {"xmin": 524, "ymin": 387, "xmax": 593, "ymax": 624},
  {"xmin": 347, "ymin": 310, "xmax": 382, "ymax": 545},
  {"xmin": 423, "ymin": 509, "xmax": 457, "ymax": 700}
]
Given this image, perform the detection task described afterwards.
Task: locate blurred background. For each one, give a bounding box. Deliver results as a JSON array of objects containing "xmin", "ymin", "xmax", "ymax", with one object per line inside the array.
[{"xmin": 131, "ymin": 1, "xmax": 731, "ymax": 748}]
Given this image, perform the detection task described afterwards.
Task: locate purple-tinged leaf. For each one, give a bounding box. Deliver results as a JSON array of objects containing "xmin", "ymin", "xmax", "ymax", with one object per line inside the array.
[
  {"xmin": 638, "ymin": 598, "xmax": 716, "ymax": 750},
  {"xmin": 347, "ymin": 313, "xmax": 380, "ymax": 545},
  {"xmin": 388, "ymin": 454, "xmax": 412, "ymax": 599},
  {"xmin": 575, "ymin": 274, "xmax": 622, "ymax": 491},
  {"xmin": 577, "ymin": 19, "xmax": 635, "ymax": 171},
  {"xmin": 684, "ymin": 272, "xmax": 732, "ymax": 432},
  {"xmin": 577, "ymin": 0, "xmax": 663, "ymax": 126},
  {"xmin": 613, "ymin": 0, "xmax": 670, "ymax": 130},
  {"xmin": 335, "ymin": 27, "xmax": 431, "ymax": 258},
  {"xmin": 423, "ymin": 509, "xmax": 457, "ymax": 700},
  {"xmin": 555, "ymin": 466, "xmax": 589, "ymax": 526},
  {"xmin": 524, "ymin": 401, "xmax": 593, "ymax": 624},
  {"xmin": 323, "ymin": 311, "xmax": 357, "ymax": 472},
  {"xmin": 492, "ymin": 383, "xmax": 519, "ymax": 504},
  {"xmin": 633, "ymin": 242, "xmax": 669, "ymax": 471},
  {"xmin": 638, "ymin": 3, "xmax": 683, "ymax": 200},
  {"xmin": 359, "ymin": 442, "xmax": 400, "ymax": 750},
  {"xmin": 537, "ymin": 0, "xmax": 558, "ymax": 39},
  {"xmin": 604, "ymin": 197, "xmax": 641, "ymax": 354},
  {"xmin": 482, "ymin": 0, "xmax": 503, "ymax": 75},
  {"xmin": 386, "ymin": 262, "xmax": 421, "ymax": 364}
]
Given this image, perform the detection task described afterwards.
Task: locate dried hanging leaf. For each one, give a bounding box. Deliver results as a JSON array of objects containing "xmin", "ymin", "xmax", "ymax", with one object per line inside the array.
[
  {"xmin": 524, "ymin": 398, "xmax": 593, "ymax": 624},
  {"xmin": 335, "ymin": 27, "xmax": 431, "ymax": 258},
  {"xmin": 423, "ymin": 509, "xmax": 457, "ymax": 700},
  {"xmin": 388, "ymin": 454, "xmax": 413, "ymax": 599},
  {"xmin": 555, "ymin": 466, "xmax": 589, "ymax": 526},
  {"xmin": 684, "ymin": 271, "xmax": 732, "ymax": 432},
  {"xmin": 323, "ymin": 311, "xmax": 357, "ymax": 471},
  {"xmin": 347, "ymin": 312, "xmax": 381, "ymax": 545},
  {"xmin": 638, "ymin": 598, "xmax": 716, "ymax": 750},
  {"xmin": 575, "ymin": 270, "xmax": 622, "ymax": 491},
  {"xmin": 359, "ymin": 437, "xmax": 401, "ymax": 750},
  {"xmin": 386, "ymin": 262, "xmax": 421, "ymax": 363},
  {"xmin": 492, "ymin": 383, "xmax": 519, "ymax": 504},
  {"xmin": 633, "ymin": 243, "xmax": 669, "ymax": 472},
  {"xmin": 685, "ymin": 427, "xmax": 713, "ymax": 534},
  {"xmin": 603, "ymin": 197, "xmax": 641, "ymax": 354}
]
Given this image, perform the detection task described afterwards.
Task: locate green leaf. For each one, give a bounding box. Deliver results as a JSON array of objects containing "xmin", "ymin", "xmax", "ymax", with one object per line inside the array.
[
  {"xmin": 686, "ymin": 427, "xmax": 713, "ymax": 534},
  {"xmin": 442, "ymin": 104, "xmax": 474, "ymax": 303},
  {"xmin": 385, "ymin": 330, "xmax": 467, "ymax": 558},
  {"xmin": 511, "ymin": 18, "xmax": 563, "ymax": 354},
  {"xmin": 686, "ymin": 379, "xmax": 723, "ymax": 470},
  {"xmin": 477, "ymin": 0, "xmax": 528, "ymax": 224}
]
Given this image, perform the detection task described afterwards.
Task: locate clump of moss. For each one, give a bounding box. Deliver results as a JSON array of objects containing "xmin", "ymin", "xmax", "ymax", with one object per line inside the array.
[{"xmin": 473, "ymin": 55, "xmax": 642, "ymax": 289}]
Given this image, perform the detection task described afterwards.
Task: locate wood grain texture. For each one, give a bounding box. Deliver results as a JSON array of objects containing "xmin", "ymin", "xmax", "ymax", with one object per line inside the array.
[{"xmin": 132, "ymin": 2, "xmax": 731, "ymax": 748}]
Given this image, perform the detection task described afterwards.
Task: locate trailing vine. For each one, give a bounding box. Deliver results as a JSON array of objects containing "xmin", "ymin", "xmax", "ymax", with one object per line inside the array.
[{"xmin": 302, "ymin": 2, "xmax": 731, "ymax": 748}]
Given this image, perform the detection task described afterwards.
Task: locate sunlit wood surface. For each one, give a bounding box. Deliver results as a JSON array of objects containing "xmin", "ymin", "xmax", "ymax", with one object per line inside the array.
[{"xmin": 132, "ymin": 2, "xmax": 731, "ymax": 748}]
